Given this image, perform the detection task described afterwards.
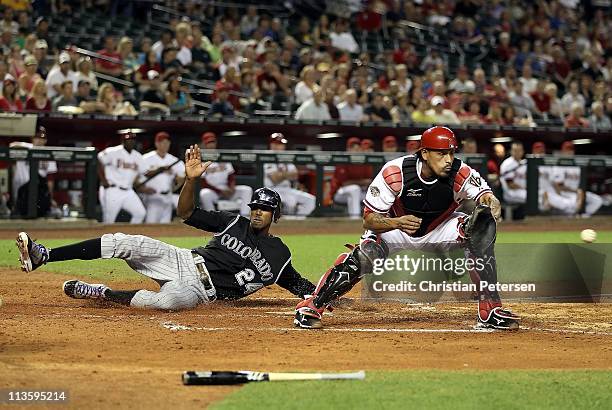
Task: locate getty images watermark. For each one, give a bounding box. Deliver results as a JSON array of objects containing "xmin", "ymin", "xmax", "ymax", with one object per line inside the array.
[
  {"xmin": 363, "ymin": 243, "xmax": 612, "ymax": 303},
  {"xmin": 370, "ymin": 254, "xmax": 536, "ymax": 294}
]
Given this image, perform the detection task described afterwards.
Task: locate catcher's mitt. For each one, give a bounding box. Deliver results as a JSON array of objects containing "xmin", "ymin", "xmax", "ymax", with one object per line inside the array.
[{"xmin": 464, "ymin": 204, "xmax": 497, "ymax": 255}]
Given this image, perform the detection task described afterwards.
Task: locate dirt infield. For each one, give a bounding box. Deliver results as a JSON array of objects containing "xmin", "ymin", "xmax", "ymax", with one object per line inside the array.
[{"xmin": 1, "ymin": 269, "xmax": 611, "ymax": 409}]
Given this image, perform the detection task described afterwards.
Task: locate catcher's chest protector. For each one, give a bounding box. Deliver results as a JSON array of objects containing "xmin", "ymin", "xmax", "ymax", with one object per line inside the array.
[{"xmin": 398, "ymin": 157, "xmax": 462, "ymax": 237}]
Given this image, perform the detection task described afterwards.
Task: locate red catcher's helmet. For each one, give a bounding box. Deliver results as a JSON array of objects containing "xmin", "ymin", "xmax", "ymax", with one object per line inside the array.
[{"xmin": 420, "ymin": 126, "xmax": 457, "ymax": 151}]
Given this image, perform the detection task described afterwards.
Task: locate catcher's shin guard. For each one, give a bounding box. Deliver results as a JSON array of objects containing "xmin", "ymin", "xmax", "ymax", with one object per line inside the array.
[
  {"xmin": 462, "ymin": 204, "xmax": 520, "ymax": 327},
  {"xmin": 294, "ymin": 240, "xmax": 388, "ymax": 328}
]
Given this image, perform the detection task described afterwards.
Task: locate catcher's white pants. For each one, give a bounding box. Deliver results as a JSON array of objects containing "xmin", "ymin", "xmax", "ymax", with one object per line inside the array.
[
  {"xmin": 373, "ymin": 212, "xmax": 467, "ymax": 253},
  {"xmin": 99, "ymin": 187, "xmax": 146, "ymax": 224},
  {"xmin": 100, "ymin": 233, "xmax": 211, "ymax": 310},
  {"xmin": 334, "ymin": 184, "xmax": 366, "ymax": 217},
  {"xmin": 503, "ymin": 188, "xmax": 526, "ymax": 204},
  {"xmin": 275, "ymin": 187, "xmax": 316, "ymax": 216},
  {"xmin": 199, "ymin": 185, "xmax": 253, "ymax": 216},
  {"xmin": 142, "ymin": 193, "xmax": 174, "ymax": 223}
]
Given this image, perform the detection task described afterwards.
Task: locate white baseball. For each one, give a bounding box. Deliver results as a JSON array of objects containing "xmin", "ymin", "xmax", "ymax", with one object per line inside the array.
[{"xmin": 580, "ymin": 229, "xmax": 597, "ymax": 243}]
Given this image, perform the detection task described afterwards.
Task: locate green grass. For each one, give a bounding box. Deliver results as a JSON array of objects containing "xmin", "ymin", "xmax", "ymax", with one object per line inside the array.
[
  {"xmin": 1, "ymin": 231, "xmax": 610, "ymax": 282},
  {"xmin": 212, "ymin": 370, "xmax": 612, "ymax": 410}
]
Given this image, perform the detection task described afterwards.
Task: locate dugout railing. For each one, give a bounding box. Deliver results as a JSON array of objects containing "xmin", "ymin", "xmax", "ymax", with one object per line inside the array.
[{"xmin": 0, "ymin": 146, "xmax": 98, "ymax": 220}]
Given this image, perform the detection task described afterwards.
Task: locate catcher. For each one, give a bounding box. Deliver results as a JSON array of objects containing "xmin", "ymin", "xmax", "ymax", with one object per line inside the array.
[
  {"xmin": 16, "ymin": 145, "xmax": 315, "ymax": 310},
  {"xmin": 294, "ymin": 126, "xmax": 520, "ymax": 330}
]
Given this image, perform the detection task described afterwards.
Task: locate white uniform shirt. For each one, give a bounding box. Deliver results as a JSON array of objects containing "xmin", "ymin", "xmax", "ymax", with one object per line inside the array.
[
  {"xmin": 337, "ymin": 101, "xmax": 364, "ymax": 122},
  {"xmin": 45, "ymin": 67, "xmax": 78, "ymax": 98},
  {"xmin": 202, "ymin": 162, "xmax": 235, "ymax": 190},
  {"xmin": 552, "ymin": 166, "xmax": 581, "ymax": 191},
  {"xmin": 141, "ymin": 151, "xmax": 184, "ymax": 194},
  {"xmin": 12, "ymin": 142, "xmax": 57, "ymax": 194},
  {"xmin": 98, "ymin": 145, "xmax": 144, "ymax": 189},
  {"xmin": 500, "ymin": 156, "xmax": 527, "ymax": 190},
  {"xmin": 363, "ymin": 156, "xmax": 491, "ymax": 214},
  {"xmin": 264, "ymin": 163, "xmax": 297, "ymax": 188}
]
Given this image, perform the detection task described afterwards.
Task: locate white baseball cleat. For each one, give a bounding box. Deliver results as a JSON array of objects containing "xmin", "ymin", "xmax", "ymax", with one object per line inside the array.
[
  {"xmin": 63, "ymin": 280, "xmax": 109, "ymax": 300},
  {"xmin": 16, "ymin": 232, "xmax": 49, "ymax": 272}
]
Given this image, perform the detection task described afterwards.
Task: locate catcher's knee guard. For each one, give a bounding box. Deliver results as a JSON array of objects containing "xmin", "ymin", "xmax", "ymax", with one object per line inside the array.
[{"xmin": 311, "ymin": 240, "xmax": 388, "ymax": 310}]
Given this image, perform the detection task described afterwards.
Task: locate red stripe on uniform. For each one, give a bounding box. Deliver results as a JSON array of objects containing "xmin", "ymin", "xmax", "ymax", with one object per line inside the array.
[
  {"xmin": 426, "ymin": 202, "xmax": 459, "ymax": 234},
  {"xmin": 382, "ymin": 165, "xmax": 403, "ymax": 194}
]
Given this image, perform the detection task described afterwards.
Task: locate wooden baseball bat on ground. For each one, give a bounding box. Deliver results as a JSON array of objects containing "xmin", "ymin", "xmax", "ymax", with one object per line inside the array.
[{"xmin": 182, "ymin": 370, "xmax": 366, "ymax": 385}]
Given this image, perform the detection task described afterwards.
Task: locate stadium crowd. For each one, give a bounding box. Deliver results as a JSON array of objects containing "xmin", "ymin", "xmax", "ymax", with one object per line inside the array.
[{"xmin": 0, "ymin": 0, "xmax": 610, "ymax": 129}]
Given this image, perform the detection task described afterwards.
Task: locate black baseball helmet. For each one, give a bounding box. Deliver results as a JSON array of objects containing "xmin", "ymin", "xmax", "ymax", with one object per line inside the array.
[{"xmin": 248, "ymin": 187, "xmax": 282, "ymax": 223}]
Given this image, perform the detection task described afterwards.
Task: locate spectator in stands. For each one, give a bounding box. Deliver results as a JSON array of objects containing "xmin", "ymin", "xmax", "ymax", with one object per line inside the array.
[
  {"xmin": 160, "ymin": 46, "xmax": 183, "ymax": 77},
  {"xmin": 96, "ymin": 82, "xmax": 137, "ymax": 115},
  {"xmin": 135, "ymin": 50, "xmax": 162, "ymax": 92},
  {"xmin": 394, "ymin": 64, "xmax": 412, "ymax": 94},
  {"xmin": 209, "ymin": 85, "xmax": 234, "ymax": 117},
  {"xmin": 189, "ymin": 23, "xmax": 212, "ymax": 71},
  {"xmin": 240, "ymin": 5, "xmax": 259, "ymax": 37},
  {"xmin": 294, "ymin": 65, "xmax": 316, "ymax": 105},
  {"xmin": 164, "ymin": 75, "xmax": 191, "ymax": 114},
  {"xmin": 412, "ymin": 99, "xmax": 435, "ymax": 124},
  {"xmin": 117, "ymin": 36, "xmax": 139, "ymax": 71},
  {"xmin": 460, "ymin": 100, "xmax": 484, "ymax": 124},
  {"xmin": 0, "ymin": 76, "xmax": 22, "ymax": 111},
  {"xmin": 17, "ymin": 55, "xmax": 40, "ymax": 97},
  {"xmin": 136, "ymin": 37, "xmax": 152, "ymax": 65},
  {"xmin": 382, "ymin": 135, "xmax": 397, "ymax": 153},
  {"xmin": 519, "ymin": 64, "xmax": 538, "ymax": 94},
  {"xmin": 364, "ymin": 92, "xmax": 392, "ymax": 122},
  {"xmin": 33, "ymin": 16, "xmax": 53, "ymax": 51},
  {"xmin": 426, "ymin": 96, "xmax": 460, "ymax": 125},
  {"xmin": 96, "ymin": 35, "xmax": 122, "ymax": 77},
  {"xmin": 530, "ymin": 80, "xmax": 550, "ymax": 117},
  {"xmin": 174, "ymin": 22, "xmax": 192, "ymax": 67},
  {"xmin": 313, "ymin": 14, "xmax": 331, "ymax": 44},
  {"xmin": 45, "ymin": 52, "xmax": 76, "ymax": 99},
  {"xmin": 33, "ymin": 39, "xmax": 50, "ymax": 79},
  {"xmin": 330, "ymin": 18, "xmax": 358, "ymax": 54},
  {"xmin": 323, "ymin": 87, "xmax": 339, "ymax": 119},
  {"xmin": 449, "ymin": 66, "xmax": 475, "ymax": 94},
  {"xmin": 8, "ymin": 44, "xmax": 24, "ymax": 79},
  {"xmin": 561, "ymin": 80, "xmax": 585, "ymax": 116},
  {"xmin": 589, "ymin": 101, "xmax": 611, "ymax": 129},
  {"xmin": 75, "ymin": 56, "xmax": 98, "ymax": 91},
  {"xmin": 0, "ymin": 8, "xmax": 18, "ymax": 34},
  {"xmin": 545, "ymin": 82, "xmax": 563, "ymax": 119},
  {"xmin": 25, "ymin": 78, "xmax": 50, "ymax": 111},
  {"xmin": 152, "ymin": 28, "xmax": 177, "ymax": 61},
  {"xmin": 564, "ymin": 102, "xmax": 590, "ymax": 128},
  {"xmin": 337, "ymin": 88, "xmax": 364, "ymax": 122},
  {"xmin": 331, "ymin": 137, "xmax": 373, "ymax": 218},
  {"xmin": 294, "ymin": 86, "xmax": 330, "ymax": 120},
  {"xmin": 139, "ymin": 71, "xmax": 168, "ymax": 114},
  {"xmin": 390, "ymin": 92, "xmax": 412, "ymax": 124},
  {"xmin": 52, "ymin": 80, "xmax": 77, "ymax": 110},
  {"xmin": 75, "ymin": 80, "xmax": 98, "ymax": 113},
  {"xmin": 509, "ymin": 81, "xmax": 536, "ymax": 118}
]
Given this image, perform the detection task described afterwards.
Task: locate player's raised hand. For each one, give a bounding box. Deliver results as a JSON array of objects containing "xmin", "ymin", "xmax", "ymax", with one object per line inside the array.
[
  {"xmin": 396, "ymin": 215, "xmax": 422, "ymax": 235},
  {"xmin": 185, "ymin": 144, "xmax": 211, "ymax": 179}
]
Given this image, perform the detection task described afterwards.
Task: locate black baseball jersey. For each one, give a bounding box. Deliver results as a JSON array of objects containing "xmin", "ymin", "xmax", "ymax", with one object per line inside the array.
[
  {"xmin": 184, "ymin": 208, "xmax": 315, "ymax": 300},
  {"xmin": 364, "ymin": 155, "xmax": 492, "ymax": 237}
]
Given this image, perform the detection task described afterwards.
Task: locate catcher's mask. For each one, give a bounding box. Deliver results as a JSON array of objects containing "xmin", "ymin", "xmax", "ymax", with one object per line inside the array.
[{"xmin": 248, "ymin": 187, "xmax": 282, "ymax": 223}]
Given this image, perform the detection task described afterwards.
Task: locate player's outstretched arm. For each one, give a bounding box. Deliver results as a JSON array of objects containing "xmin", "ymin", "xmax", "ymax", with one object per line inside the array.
[{"xmin": 177, "ymin": 145, "xmax": 211, "ymax": 219}]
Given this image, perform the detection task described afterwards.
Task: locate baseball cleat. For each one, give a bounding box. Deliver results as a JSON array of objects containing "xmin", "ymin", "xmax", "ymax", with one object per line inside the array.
[
  {"xmin": 294, "ymin": 307, "xmax": 323, "ymax": 329},
  {"xmin": 16, "ymin": 232, "xmax": 49, "ymax": 272},
  {"xmin": 477, "ymin": 307, "xmax": 520, "ymax": 330},
  {"xmin": 63, "ymin": 280, "xmax": 109, "ymax": 300}
]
